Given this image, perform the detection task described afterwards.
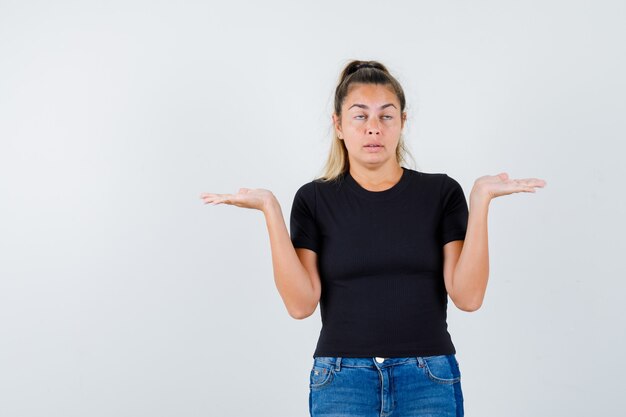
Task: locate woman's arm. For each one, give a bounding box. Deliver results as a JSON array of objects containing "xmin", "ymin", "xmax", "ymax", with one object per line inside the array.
[
  {"xmin": 444, "ymin": 194, "xmax": 490, "ymax": 312},
  {"xmin": 444, "ymin": 173, "xmax": 546, "ymax": 311},
  {"xmin": 200, "ymin": 188, "xmax": 319, "ymax": 319},
  {"xmin": 263, "ymin": 198, "xmax": 321, "ymax": 319}
]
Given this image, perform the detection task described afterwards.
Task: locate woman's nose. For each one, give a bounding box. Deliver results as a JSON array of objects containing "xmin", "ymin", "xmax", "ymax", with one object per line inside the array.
[{"xmin": 366, "ymin": 119, "xmax": 381, "ymax": 135}]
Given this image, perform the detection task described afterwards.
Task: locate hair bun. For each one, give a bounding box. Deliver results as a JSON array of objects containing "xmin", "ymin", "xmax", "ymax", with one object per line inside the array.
[
  {"xmin": 356, "ymin": 63, "xmax": 374, "ymax": 70},
  {"xmin": 344, "ymin": 61, "xmax": 385, "ymax": 76}
]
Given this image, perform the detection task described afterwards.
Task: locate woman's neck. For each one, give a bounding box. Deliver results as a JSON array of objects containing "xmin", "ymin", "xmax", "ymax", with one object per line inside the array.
[{"xmin": 348, "ymin": 163, "xmax": 404, "ymax": 192}]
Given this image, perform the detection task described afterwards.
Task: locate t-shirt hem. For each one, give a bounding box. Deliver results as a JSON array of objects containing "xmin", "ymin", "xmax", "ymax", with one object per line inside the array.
[{"xmin": 313, "ymin": 347, "xmax": 456, "ymax": 358}]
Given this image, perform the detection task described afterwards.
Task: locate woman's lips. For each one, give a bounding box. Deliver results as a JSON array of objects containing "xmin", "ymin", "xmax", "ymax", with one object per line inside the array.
[{"xmin": 364, "ymin": 145, "xmax": 383, "ymax": 152}]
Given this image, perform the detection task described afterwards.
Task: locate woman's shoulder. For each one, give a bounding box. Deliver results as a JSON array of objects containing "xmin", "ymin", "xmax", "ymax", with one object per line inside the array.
[
  {"xmin": 404, "ymin": 169, "xmax": 463, "ymax": 196},
  {"xmin": 298, "ymin": 173, "xmax": 347, "ymax": 192},
  {"xmin": 404, "ymin": 167, "xmax": 452, "ymax": 183},
  {"xmin": 293, "ymin": 175, "xmax": 338, "ymax": 200}
]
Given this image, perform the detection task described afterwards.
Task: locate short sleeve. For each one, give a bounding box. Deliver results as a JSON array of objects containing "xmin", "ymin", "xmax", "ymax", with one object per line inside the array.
[
  {"xmin": 439, "ymin": 174, "xmax": 469, "ymax": 246},
  {"xmin": 289, "ymin": 182, "xmax": 321, "ymax": 253}
]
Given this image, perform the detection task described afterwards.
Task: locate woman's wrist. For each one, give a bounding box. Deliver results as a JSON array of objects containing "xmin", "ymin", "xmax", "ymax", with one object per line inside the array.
[
  {"xmin": 469, "ymin": 187, "xmax": 491, "ymax": 210},
  {"xmin": 262, "ymin": 194, "xmax": 280, "ymax": 215}
]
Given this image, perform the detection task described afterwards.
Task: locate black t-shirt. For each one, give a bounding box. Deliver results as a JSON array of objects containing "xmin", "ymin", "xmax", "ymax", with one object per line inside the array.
[{"xmin": 289, "ymin": 167, "xmax": 469, "ymax": 358}]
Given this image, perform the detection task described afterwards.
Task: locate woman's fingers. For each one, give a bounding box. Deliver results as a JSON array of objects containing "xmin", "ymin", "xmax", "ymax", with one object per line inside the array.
[
  {"xmin": 509, "ymin": 181, "xmax": 537, "ymax": 193},
  {"xmin": 200, "ymin": 193, "xmax": 233, "ymax": 205},
  {"xmin": 512, "ymin": 178, "xmax": 547, "ymax": 193},
  {"xmin": 200, "ymin": 189, "xmax": 266, "ymax": 210},
  {"xmin": 200, "ymin": 188, "xmax": 273, "ymax": 211},
  {"xmin": 475, "ymin": 174, "xmax": 547, "ymax": 199},
  {"xmin": 511, "ymin": 178, "xmax": 546, "ymax": 187}
]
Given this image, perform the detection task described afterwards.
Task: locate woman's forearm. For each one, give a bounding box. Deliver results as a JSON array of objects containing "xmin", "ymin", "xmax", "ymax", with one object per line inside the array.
[
  {"xmin": 263, "ymin": 197, "xmax": 317, "ymax": 319},
  {"xmin": 450, "ymin": 172, "xmax": 546, "ymax": 311},
  {"xmin": 451, "ymin": 194, "xmax": 491, "ymax": 311}
]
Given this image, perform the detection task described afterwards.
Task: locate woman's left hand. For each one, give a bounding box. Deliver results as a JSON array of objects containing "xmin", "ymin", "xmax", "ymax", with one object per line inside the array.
[{"xmin": 472, "ymin": 172, "xmax": 547, "ymax": 201}]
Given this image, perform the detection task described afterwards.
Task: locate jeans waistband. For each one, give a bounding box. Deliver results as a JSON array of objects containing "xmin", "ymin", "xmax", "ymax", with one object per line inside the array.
[{"xmin": 314, "ymin": 356, "xmax": 431, "ymax": 371}]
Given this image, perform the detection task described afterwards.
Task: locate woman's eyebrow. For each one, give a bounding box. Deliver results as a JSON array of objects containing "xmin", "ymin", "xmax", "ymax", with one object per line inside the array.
[{"xmin": 348, "ymin": 103, "xmax": 397, "ymax": 110}]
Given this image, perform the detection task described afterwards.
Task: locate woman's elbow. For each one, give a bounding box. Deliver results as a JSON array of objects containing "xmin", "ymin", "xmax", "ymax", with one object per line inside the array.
[
  {"xmin": 288, "ymin": 303, "xmax": 318, "ymax": 320},
  {"xmin": 457, "ymin": 303, "xmax": 481, "ymax": 312},
  {"xmin": 452, "ymin": 293, "xmax": 483, "ymax": 312},
  {"xmin": 287, "ymin": 291, "xmax": 320, "ymax": 320},
  {"xmin": 454, "ymin": 298, "xmax": 483, "ymax": 312},
  {"xmin": 289, "ymin": 308, "xmax": 314, "ymax": 320}
]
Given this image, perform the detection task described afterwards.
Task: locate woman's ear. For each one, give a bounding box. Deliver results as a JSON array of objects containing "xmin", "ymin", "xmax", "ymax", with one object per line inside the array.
[{"xmin": 332, "ymin": 113, "xmax": 343, "ymax": 139}]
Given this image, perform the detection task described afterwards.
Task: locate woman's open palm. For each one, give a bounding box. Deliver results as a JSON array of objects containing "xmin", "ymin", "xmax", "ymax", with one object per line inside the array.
[
  {"xmin": 474, "ymin": 172, "xmax": 547, "ymax": 200},
  {"xmin": 200, "ymin": 188, "xmax": 274, "ymax": 211}
]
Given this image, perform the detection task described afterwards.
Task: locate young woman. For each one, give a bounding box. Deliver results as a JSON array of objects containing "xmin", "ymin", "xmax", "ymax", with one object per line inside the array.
[{"xmin": 201, "ymin": 60, "xmax": 546, "ymax": 417}]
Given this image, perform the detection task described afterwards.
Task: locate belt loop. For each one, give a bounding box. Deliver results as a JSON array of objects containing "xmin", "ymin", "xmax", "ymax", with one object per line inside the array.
[
  {"xmin": 416, "ymin": 356, "xmax": 425, "ymax": 368},
  {"xmin": 335, "ymin": 357, "xmax": 342, "ymax": 372}
]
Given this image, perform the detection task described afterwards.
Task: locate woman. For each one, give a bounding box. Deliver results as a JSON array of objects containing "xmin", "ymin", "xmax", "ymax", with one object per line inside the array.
[{"xmin": 200, "ymin": 60, "xmax": 546, "ymax": 417}]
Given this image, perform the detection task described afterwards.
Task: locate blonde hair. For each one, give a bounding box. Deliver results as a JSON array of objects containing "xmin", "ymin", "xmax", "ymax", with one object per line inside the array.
[{"xmin": 316, "ymin": 60, "xmax": 416, "ymax": 182}]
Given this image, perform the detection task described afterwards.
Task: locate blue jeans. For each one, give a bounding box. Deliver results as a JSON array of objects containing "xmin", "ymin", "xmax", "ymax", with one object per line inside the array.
[{"xmin": 309, "ymin": 355, "xmax": 464, "ymax": 417}]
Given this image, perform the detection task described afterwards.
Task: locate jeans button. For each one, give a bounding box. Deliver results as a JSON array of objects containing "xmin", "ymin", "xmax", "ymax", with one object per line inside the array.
[{"xmin": 375, "ymin": 357, "xmax": 385, "ymax": 363}]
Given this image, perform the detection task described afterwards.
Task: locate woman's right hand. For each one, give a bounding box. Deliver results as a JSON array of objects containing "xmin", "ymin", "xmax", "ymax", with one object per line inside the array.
[{"xmin": 200, "ymin": 188, "xmax": 276, "ymax": 212}]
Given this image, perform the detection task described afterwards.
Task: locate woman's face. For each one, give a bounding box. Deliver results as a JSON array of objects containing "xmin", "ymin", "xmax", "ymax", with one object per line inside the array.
[{"xmin": 333, "ymin": 83, "xmax": 406, "ymax": 170}]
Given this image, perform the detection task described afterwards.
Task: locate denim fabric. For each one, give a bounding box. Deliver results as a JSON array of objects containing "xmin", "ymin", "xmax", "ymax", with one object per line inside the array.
[{"xmin": 309, "ymin": 355, "xmax": 463, "ymax": 417}]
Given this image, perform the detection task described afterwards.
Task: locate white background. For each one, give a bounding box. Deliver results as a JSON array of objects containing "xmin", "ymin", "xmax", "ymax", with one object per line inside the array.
[{"xmin": 1, "ymin": 1, "xmax": 624, "ymax": 416}]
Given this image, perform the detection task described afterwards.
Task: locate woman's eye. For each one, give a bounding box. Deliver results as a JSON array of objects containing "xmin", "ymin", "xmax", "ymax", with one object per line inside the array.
[{"xmin": 354, "ymin": 115, "xmax": 392, "ymax": 120}]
